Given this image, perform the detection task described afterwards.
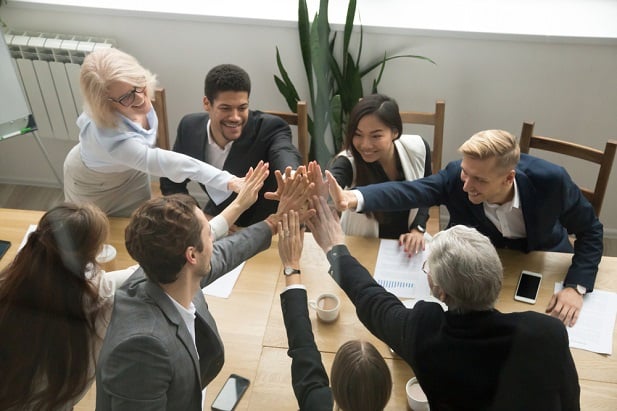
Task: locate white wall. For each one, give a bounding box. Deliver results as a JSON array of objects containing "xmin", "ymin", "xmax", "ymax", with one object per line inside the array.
[{"xmin": 1, "ymin": 2, "xmax": 616, "ymax": 232}]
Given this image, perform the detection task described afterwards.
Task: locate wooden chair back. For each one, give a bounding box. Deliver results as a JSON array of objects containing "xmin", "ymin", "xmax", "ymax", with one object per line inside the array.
[
  {"xmin": 399, "ymin": 100, "xmax": 445, "ymax": 173},
  {"xmin": 153, "ymin": 88, "xmax": 170, "ymax": 150},
  {"xmin": 264, "ymin": 101, "xmax": 309, "ymax": 165},
  {"xmin": 520, "ymin": 121, "xmax": 617, "ymax": 216}
]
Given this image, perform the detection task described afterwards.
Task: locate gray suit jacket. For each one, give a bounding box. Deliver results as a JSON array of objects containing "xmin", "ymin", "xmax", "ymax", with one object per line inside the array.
[{"xmin": 96, "ymin": 221, "xmax": 273, "ymax": 410}]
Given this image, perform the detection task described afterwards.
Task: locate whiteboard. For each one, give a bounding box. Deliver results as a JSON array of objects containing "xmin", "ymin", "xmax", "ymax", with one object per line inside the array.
[{"xmin": 0, "ymin": 32, "xmax": 36, "ymax": 140}]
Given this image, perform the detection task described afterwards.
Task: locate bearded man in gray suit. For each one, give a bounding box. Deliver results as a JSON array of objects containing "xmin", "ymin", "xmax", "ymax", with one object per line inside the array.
[{"xmin": 96, "ymin": 189, "xmax": 307, "ymax": 410}]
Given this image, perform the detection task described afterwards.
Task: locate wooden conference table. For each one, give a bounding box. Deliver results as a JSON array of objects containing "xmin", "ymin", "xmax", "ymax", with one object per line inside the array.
[{"xmin": 0, "ymin": 208, "xmax": 615, "ymax": 410}]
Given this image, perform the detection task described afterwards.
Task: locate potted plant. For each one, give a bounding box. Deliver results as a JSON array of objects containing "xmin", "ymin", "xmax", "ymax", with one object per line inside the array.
[{"xmin": 274, "ymin": 0, "xmax": 434, "ymax": 165}]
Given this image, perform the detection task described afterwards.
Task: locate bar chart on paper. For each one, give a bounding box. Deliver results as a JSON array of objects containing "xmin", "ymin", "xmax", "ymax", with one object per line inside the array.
[{"xmin": 373, "ymin": 239, "xmax": 431, "ymax": 299}]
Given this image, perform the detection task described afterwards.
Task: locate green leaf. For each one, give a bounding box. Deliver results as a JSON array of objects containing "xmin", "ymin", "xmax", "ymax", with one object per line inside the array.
[
  {"xmin": 360, "ymin": 54, "xmax": 435, "ymax": 77},
  {"xmin": 330, "ymin": 94, "xmax": 343, "ymax": 152},
  {"xmin": 298, "ymin": 0, "xmax": 314, "ymax": 106},
  {"xmin": 342, "ymin": 0, "xmax": 356, "ymax": 73}
]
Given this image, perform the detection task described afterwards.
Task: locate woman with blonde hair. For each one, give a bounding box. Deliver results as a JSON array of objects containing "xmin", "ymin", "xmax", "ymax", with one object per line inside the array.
[
  {"xmin": 63, "ymin": 47, "xmax": 244, "ymax": 217},
  {"xmin": 0, "ymin": 203, "xmax": 136, "ymax": 410}
]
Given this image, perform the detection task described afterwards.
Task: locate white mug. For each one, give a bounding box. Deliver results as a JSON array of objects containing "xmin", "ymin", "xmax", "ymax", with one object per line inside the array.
[
  {"xmin": 406, "ymin": 377, "xmax": 429, "ymax": 411},
  {"xmin": 308, "ymin": 293, "xmax": 340, "ymax": 323}
]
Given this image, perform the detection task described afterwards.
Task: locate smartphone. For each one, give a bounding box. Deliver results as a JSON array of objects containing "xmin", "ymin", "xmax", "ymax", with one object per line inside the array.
[
  {"xmin": 0, "ymin": 240, "xmax": 11, "ymax": 260},
  {"xmin": 211, "ymin": 374, "xmax": 250, "ymax": 411},
  {"xmin": 514, "ymin": 270, "xmax": 543, "ymax": 304}
]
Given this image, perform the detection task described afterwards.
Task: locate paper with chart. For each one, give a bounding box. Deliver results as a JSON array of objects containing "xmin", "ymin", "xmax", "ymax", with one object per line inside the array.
[
  {"xmin": 373, "ymin": 239, "xmax": 431, "ymax": 299},
  {"xmin": 554, "ymin": 283, "xmax": 617, "ymax": 354}
]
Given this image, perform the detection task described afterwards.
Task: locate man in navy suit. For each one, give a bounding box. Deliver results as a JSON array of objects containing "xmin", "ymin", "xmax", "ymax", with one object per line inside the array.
[
  {"xmin": 328, "ymin": 129, "xmax": 603, "ymax": 327},
  {"xmin": 160, "ymin": 64, "xmax": 301, "ymax": 229}
]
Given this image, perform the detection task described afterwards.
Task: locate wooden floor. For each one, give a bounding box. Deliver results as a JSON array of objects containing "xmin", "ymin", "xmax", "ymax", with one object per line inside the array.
[{"xmin": 1, "ymin": 183, "xmax": 616, "ymax": 257}]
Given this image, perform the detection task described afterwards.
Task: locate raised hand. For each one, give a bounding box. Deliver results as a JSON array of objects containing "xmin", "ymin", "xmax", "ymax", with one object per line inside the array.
[
  {"xmin": 233, "ymin": 161, "xmax": 269, "ymax": 210},
  {"xmin": 277, "ymin": 210, "xmax": 304, "ymax": 268},
  {"xmin": 305, "ymin": 195, "xmax": 345, "ymax": 253},
  {"xmin": 326, "ymin": 170, "xmax": 358, "ymax": 211},
  {"xmin": 263, "ymin": 166, "xmax": 297, "ymax": 201},
  {"xmin": 307, "ymin": 161, "xmax": 329, "ymax": 199}
]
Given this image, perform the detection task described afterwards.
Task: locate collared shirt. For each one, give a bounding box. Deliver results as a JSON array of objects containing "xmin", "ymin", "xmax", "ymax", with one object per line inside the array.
[
  {"xmin": 483, "ymin": 179, "xmax": 526, "ymax": 239},
  {"xmin": 166, "ymin": 293, "xmax": 198, "ymax": 356},
  {"xmin": 205, "ymin": 119, "xmax": 234, "ymax": 170}
]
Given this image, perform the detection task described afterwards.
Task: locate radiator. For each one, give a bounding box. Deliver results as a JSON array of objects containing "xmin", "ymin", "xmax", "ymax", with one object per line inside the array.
[{"xmin": 4, "ymin": 30, "xmax": 115, "ymax": 141}]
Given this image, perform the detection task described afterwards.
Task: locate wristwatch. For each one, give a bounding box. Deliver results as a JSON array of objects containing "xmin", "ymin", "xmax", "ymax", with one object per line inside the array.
[
  {"xmin": 566, "ymin": 284, "xmax": 587, "ymax": 295},
  {"xmin": 283, "ymin": 267, "xmax": 301, "ymax": 276},
  {"xmin": 412, "ymin": 224, "xmax": 426, "ymax": 233}
]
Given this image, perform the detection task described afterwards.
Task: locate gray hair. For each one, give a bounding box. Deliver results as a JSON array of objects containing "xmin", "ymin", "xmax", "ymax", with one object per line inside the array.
[{"xmin": 429, "ymin": 225, "xmax": 502, "ymax": 313}]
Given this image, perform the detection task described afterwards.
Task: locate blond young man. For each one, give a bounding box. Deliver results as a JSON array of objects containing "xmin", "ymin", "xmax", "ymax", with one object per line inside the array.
[{"xmin": 328, "ymin": 130, "xmax": 603, "ymax": 327}]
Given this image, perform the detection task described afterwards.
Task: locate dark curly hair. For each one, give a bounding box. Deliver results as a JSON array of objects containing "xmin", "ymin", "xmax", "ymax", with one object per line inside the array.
[{"xmin": 204, "ymin": 63, "xmax": 251, "ymax": 102}]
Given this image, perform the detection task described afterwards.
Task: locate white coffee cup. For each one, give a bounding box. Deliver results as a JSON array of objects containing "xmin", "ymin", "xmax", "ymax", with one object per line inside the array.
[
  {"xmin": 406, "ymin": 377, "xmax": 429, "ymax": 411},
  {"xmin": 308, "ymin": 293, "xmax": 340, "ymax": 323},
  {"xmin": 96, "ymin": 244, "xmax": 117, "ymax": 263}
]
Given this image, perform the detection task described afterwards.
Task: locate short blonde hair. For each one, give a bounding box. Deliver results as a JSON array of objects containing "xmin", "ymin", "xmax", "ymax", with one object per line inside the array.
[
  {"xmin": 459, "ymin": 130, "xmax": 520, "ymax": 173},
  {"xmin": 80, "ymin": 48, "xmax": 157, "ymax": 128}
]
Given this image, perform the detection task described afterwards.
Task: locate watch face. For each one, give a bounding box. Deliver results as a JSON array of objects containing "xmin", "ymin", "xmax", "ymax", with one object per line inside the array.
[{"xmin": 284, "ymin": 267, "xmax": 300, "ymax": 276}]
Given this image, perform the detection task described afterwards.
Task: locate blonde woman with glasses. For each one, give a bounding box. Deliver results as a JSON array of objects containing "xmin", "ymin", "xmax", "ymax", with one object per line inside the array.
[{"xmin": 63, "ymin": 48, "xmax": 246, "ymax": 217}]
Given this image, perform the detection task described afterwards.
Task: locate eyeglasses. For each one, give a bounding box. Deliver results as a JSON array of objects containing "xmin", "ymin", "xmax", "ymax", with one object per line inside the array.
[
  {"xmin": 422, "ymin": 261, "xmax": 430, "ymax": 275},
  {"xmin": 108, "ymin": 87, "xmax": 145, "ymax": 107}
]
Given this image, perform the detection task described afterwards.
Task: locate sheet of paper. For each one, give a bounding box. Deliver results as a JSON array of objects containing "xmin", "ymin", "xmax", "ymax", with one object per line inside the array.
[
  {"xmin": 18, "ymin": 224, "xmax": 37, "ymax": 251},
  {"xmin": 554, "ymin": 283, "xmax": 617, "ymax": 354},
  {"xmin": 203, "ymin": 262, "xmax": 246, "ymax": 298},
  {"xmin": 373, "ymin": 239, "xmax": 431, "ymax": 298}
]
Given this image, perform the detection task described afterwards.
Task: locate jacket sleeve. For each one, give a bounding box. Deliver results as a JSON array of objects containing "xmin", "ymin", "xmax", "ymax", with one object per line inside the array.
[
  {"xmin": 159, "ymin": 117, "xmax": 196, "ymax": 196},
  {"xmin": 558, "ymin": 169, "xmax": 603, "ymax": 290},
  {"xmin": 409, "ymin": 138, "xmax": 433, "ymax": 229},
  {"xmin": 326, "ymin": 246, "xmax": 414, "ymax": 355},
  {"xmin": 262, "ymin": 114, "xmax": 302, "ymax": 170},
  {"xmin": 281, "ymin": 289, "xmax": 333, "ymax": 411},
  {"xmin": 201, "ymin": 221, "xmax": 272, "ymax": 287}
]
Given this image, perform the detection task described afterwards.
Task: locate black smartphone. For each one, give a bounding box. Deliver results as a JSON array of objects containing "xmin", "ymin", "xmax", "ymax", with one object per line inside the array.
[
  {"xmin": 0, "ymin": 240, "xmax": 11, "ymax": 260},
  {"xmin": 514, "ymin": 270, "xmax": 543, "ymax": 304},
  {"xmin": 211, "ymin": 374, "xmax": 250, "ymax": 411}
]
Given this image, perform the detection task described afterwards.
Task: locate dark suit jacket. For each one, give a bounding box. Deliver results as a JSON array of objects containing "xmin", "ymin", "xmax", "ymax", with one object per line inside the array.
[
  {"xmin": 327, "ymin": 246, "xmax": 580, "ymax": 411},
  {"xmin": 281, "ymin": 288, "xmax": 333, "ymax": 411},
  {"xmin": 160, "ymin": 110, "xmax": 301, "ymax": 227},
  {"xmin": 357, "ymin": 154, "xmax": 603, "ymax": 290},
  {"xmin": 96, "ymin": 222, "xmax": 273, "ymax": 411}
]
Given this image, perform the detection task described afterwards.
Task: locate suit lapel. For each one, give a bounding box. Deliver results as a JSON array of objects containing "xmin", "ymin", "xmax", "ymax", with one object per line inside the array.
[
  {"xmin": 515, "ymin": 171, "xmax": 538, "ymax": 251},
  {"xmin": 144, "ymin": 280, "xmax": 203, "ymax": 385}
]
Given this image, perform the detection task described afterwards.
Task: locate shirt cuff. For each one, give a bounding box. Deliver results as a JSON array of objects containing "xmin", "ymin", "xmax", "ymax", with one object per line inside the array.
[
  {"xmin": 352, "ymin": 189, "xmax": 364, "ymax": 212},
  {"xmin": 282, "ymin": 284, "xmax": 307, "ymax": 293},
  {"xmin": 208, "ymin": 215, "xmax": 230, "ymax": 241}
]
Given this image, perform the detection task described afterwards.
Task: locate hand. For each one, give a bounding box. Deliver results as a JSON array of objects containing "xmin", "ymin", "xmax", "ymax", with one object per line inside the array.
[
  {"xmin": 399, "ymin": 229, "xmax": 426, "ymax": 256},
  {"xmin": 307, "ymin": 161, "xmax": 329, "ymax": 199},
  {"xmin": 264, "ymin": 166, "xmax": 297, "ymax": 201},
  {"xmin": 277, "ymin": 210, "xmax": 304, "ymax": 268},
  {"xmin": 227, "ymin": 176, "xmax": 245, "ymax": 193},
  {"xmin": 545, "ymin": 287, "xmax": 584, "ymax": 327},
  {"xmin": 232, "ymin": 161, "xmax": 269, "ymax": 211},
  {"xmin": 326, "ymin": 170, "xmax": 357, "ymax": 211},
  {"xmin": 305, "ymin": 196, "xmax": 345, "ymax": 253}
]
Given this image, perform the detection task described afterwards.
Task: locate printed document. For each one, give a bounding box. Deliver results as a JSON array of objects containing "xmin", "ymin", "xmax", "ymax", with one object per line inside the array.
[
  {"xmin": 554, "ymin": 283, "xmax": 617, "ymax": 354},
  {"xmin": 373, "ymin": 239, "xmax": 431, "ymax": 299}
]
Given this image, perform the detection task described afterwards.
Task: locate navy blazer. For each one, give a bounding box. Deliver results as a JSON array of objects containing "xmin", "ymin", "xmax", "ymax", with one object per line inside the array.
[
  {"xmin": 357, "ymin": 154, "xmax": 603, "ymax": 290},
  {"xmin": 160, "ymin": 110, "xmax": 301, "ymax": 227}
]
